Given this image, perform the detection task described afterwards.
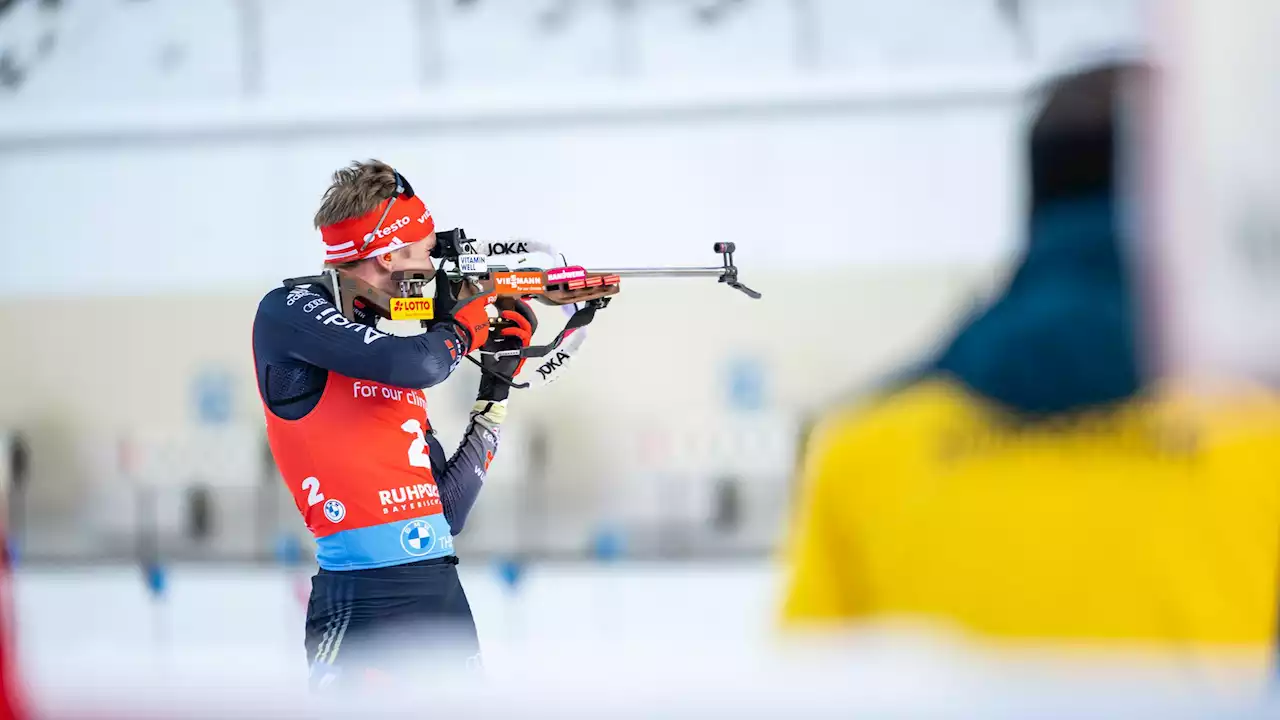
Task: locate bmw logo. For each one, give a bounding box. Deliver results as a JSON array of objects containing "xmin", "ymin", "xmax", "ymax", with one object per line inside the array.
[
  {"xmin": 400, "ymin": 519, "xmax": 436, "ymax": 556},
  {"xmin": 323, "ymin": 498, "xmax": 346, "ymax": 524}
]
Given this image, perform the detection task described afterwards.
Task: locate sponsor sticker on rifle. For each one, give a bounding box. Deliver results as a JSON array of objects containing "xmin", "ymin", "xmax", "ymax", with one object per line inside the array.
[
  {"xmin": 493, "ymin": 271, "xmax": 546, "ymax": 295},
  {"xmin": 536, "ymin": 349, "xmax": 573, "ymax": 382},
  {"xmin": 546, "ymin": 265, "xmax": 587, "ymax": 283},
  {"xmin": 389, "ymin": 297, "xmax": 435, "ymax": 320},
  {"xmin": 487, "ymin": 241, "xmax": 530, "ymax": 256},
  {"xmin": 458, "ymin": 254, "xmax": 488, "ymax": 274}
]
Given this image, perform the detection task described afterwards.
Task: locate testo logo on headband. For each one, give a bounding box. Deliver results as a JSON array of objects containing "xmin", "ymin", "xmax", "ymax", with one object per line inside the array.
[
  {"xmin": 363, "ymin": 216, "xmax": 411, "ymax": 245},
  {"xmin": 321, "ymin": 194, "xmax": 434, "ymax": 265}
]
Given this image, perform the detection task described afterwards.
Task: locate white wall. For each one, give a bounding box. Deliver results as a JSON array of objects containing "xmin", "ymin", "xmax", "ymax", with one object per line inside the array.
[
  {"xmin": 0, "ymin": 0, "xmax": 1142, "ymax": 105},
  {"xmin": 0, "ymin": 0, "xmax": 1146, "ymax": 297},
  {"xmin": 0, "ymin": 79, "xmax": 1026, "ymax": 296}
]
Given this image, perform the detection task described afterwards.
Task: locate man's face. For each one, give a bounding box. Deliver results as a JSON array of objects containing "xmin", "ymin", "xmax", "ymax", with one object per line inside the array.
[{"xmin": 380, "ymin": 232, "xmax": 438, "ymax": 276}]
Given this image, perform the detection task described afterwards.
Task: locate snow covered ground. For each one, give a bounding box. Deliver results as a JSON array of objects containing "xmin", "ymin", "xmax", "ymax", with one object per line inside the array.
[
  {"xmin": 14, "ymin": 561, "xmax": 799, "ymax": 716},
  {"xmin": 13, "ymin": 560, "xmax": 780, "ymax": 684},
  {"xmin": 12, "ymin": 561, "xmax": 1278, "ymax": 718}
]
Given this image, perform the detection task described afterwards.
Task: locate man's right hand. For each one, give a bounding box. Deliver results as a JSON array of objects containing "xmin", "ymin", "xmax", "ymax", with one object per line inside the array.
[{"xmin": 435, "ymin": 277, "xmax": 494, "ymax": 354}]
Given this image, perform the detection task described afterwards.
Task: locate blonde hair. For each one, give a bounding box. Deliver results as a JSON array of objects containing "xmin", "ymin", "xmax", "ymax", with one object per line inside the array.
[{"xmin": 314, "ymin": 159, "xmax": 399, "ymax": 229}]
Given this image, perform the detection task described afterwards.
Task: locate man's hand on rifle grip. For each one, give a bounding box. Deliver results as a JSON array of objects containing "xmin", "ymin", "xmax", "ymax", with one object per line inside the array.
[
  {"xmin": 436, "ymin": 274, "xmax": 495, "ymax": 355},
  {"xmin": 477, "ymin": 298, "xmax": 538, "ymax": 404}
]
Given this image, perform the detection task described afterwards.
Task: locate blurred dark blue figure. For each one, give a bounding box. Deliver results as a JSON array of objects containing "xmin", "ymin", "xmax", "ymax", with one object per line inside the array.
[
  {"xmin": 784, "ymin": 61, "xmax": 1280, "ymax": 652},
  {"xmin": 934, "ymin": 64, "xmax": 1139, "ymax": 416}
]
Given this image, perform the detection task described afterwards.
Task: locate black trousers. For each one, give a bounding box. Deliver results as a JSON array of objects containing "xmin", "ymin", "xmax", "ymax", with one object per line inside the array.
[{"xmin": 303, "ymin": 556, "xmax": 481, "ymax": 691}]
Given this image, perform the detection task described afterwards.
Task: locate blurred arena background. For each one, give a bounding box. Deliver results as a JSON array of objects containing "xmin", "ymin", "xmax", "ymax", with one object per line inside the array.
[{"xmin": 0, "ymin": 0, "xmax": 1275, "ymax": 716}]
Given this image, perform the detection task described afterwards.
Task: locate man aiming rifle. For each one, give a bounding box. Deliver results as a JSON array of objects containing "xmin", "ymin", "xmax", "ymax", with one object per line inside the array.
[{"xmin": 251, "ymin": 160, "xmax": 536, "ymax": 689}]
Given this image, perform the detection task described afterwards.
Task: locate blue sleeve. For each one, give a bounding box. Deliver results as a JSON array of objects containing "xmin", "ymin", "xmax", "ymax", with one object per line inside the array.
[
  {"xmin": 425, "ymin": 415, "xmax": 498, "ymax": 535},
  {"xmin": 255, "ymin": 284, "xmax": 463, "ymax": 390}
]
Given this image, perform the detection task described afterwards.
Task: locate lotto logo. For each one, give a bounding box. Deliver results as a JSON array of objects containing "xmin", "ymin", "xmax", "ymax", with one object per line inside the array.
[
  {"xmin": 493, "ymin": 271, "xmax": 545, "ymax": 295},
  {"xmin": 389, "ymin": 297, "xmax": 434, "ymax": 320}
]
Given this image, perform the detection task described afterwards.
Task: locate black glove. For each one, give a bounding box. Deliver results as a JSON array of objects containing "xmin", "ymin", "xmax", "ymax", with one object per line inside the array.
[{"xmin": 477, "ymin": 298, "xmax": 538, "ymax": 404}]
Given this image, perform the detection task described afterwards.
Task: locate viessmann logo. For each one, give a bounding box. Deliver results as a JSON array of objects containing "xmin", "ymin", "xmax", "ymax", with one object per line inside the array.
[
  {"xmin": 493, "ymin": 271, "xmax": 545, "ymax": 295},
  {"xmin": 363, "ymin": 215, "xmax": 411, "ymax": 244}
]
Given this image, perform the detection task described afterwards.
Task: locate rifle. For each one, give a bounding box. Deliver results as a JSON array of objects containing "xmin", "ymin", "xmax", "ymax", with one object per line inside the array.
[
  {"xmin": 427, "ymin": 230, "xmax": 760, "ymax": 388},
  {"xmin": 285, "ymin": 229, "xmax": 760, "ymax": 390}
]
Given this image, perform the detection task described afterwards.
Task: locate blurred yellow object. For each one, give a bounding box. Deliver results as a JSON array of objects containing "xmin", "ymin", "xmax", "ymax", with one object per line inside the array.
[{"xmin": 782, "ymin": 378, "xmax": 1280, "ymax": 655}]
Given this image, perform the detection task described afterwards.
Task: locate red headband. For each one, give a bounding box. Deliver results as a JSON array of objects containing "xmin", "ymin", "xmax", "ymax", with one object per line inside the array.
[{"xmin": 321, "ymin": 194, "xmax": 435, "ymax": 265}]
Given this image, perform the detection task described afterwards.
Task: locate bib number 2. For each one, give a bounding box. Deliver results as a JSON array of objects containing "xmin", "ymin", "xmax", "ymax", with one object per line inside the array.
[
  {"xmin": 298, "ymin": 422, "xmax": 432, "ymax": 509},
  {"xmin": 400, "ymin": 419, "xmax": 433, "ymax": 469},
  {"xmin": 301, "ymin": 476, "xmax": 325, "ymax": 507}
]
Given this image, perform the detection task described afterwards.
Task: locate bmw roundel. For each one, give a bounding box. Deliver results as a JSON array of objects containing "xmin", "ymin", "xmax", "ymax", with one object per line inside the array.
[
  {"xmin": 323, "ymin": 498, "xmax": 346, "ymax": 524},
  {"xmin": 400, "ymin": 518, "xmax": 436, "ymax": 556}
]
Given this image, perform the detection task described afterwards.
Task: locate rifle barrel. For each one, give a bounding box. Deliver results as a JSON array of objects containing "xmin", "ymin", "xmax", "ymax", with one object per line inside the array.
[
  {"xmin": 443, "ymin": 265, "xmax": 729, "ymax": 279},
  {"xmin": 589, "ymin": 266, "xmax": 725, "ymax": 278}
]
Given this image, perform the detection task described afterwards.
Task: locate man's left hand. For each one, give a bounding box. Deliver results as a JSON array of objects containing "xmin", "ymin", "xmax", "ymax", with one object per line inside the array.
[{"xmin": 476, "ymin": 298, "xmax": 538, "ymax": 404}]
